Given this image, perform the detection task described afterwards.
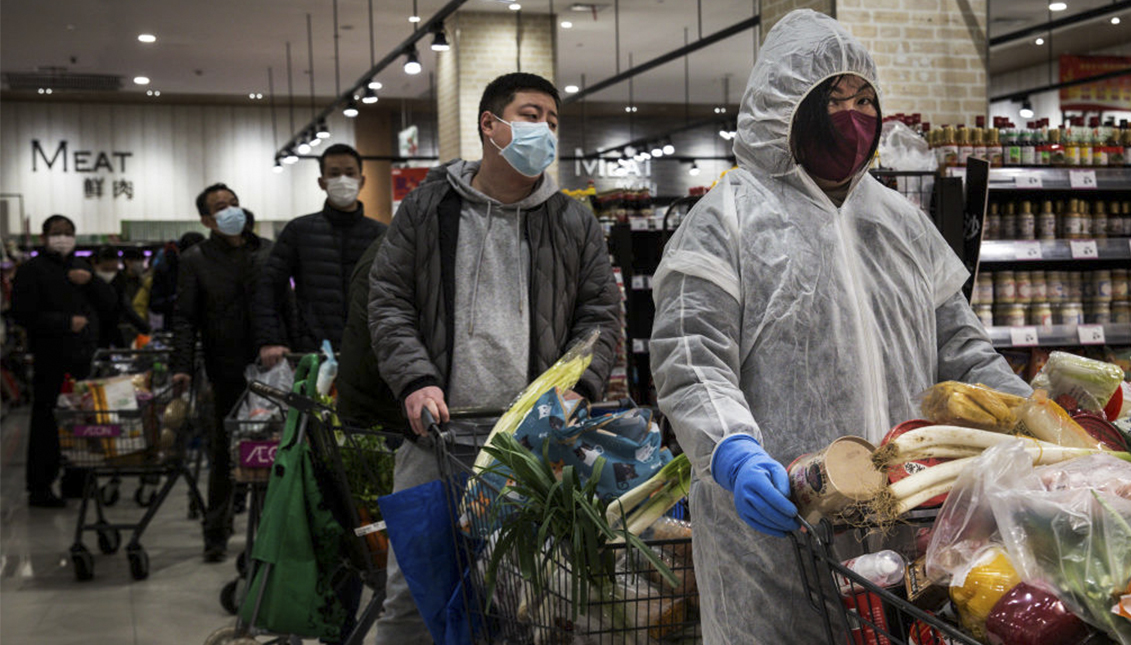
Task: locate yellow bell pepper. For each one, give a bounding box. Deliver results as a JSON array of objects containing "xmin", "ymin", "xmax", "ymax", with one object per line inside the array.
[{"xmin": 950, "ymin": 546, "xmax": 1021, "ymax": 641}]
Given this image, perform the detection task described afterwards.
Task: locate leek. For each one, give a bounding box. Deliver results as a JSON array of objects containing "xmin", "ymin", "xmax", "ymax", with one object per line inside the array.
[{"xmin": 604, "ymin": 454, "xmax": 691, "ymax": 541}]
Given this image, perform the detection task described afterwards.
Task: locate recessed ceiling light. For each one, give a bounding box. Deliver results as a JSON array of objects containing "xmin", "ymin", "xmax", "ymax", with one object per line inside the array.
[
  {"xmin": 561, "ymin": 20, "xmax": 573, "ymax": 28},
  {"xmin": 137, "ymin": 34, "xmax": 156, "ymax": 43},
  {"xmin": 408, "ymin": 14, "xmax": 421, "ymax": 23},
  {"xmin": 1048, "ymin": 2, "xmax": 1067, "ymax": 11},
  {"xmin": 1113, "ymin": 16, "xmax": 1122, "ymax": 24},
  {"xmin": 133, "ymin": 76, "xmax": 150, "ymax": 85},
  {"xmin": 509, "ymin": 3, "xmax": 522, "ymax": 10},
  {"xmin": 1035, "ymin": 37, "xmax": 1045, "ymax": 45},
  {"xmin": 368, "ymin": 80, "xmax": 383, "ymax": 90},
  {"xmin": 564, "ymin": 85, "xmax": 579, "ymax": 93}
]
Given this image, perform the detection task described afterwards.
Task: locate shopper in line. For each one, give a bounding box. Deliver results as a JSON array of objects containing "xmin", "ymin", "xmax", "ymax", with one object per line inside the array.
[
  {"xmin": 368, "ymin": 72, "xmax": 621, "ymax": 644},
  {"xmin": 92, "ymin": 246, "xmax": 151, "ymax": 348},
  {"xmin": 171, "ymin": 184, "xmax": 274, "ymax": 561},
  {"xmin": 113, "ymin": 247, "xmax": 147, "ymax": 317},
  {"xmin": 146, "ymin": 232, "xmax": 206, "ymax": 330},
  {"xmin": 254, "ymin": 144, "xmax": 385, "ymax": 364},
  {"xmin": 12, "ymin": 215, "xmax": 116, "ymax": 507},
  {"xmin": 649, "ymin": 10, "xmax": 1031, "ymax": 644}
]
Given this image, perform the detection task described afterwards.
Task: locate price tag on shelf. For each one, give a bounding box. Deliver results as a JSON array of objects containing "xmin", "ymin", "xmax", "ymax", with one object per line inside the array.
[
  {"xmin": 629, "ymin": 218, "xmax": 649, "ymax": 231},
  {"xmin": 1069, "ymin": 169, "xmax": 1097, "ymax": 189},
  {"xmin": 1013, "ymin": 241, "xmax": 1043, "ymax": 260},
  {"xmin": 1014, "ymin": 172, "xmax": 1043, "ymax": 189},
  {"xmin": 1077, "ymin": 325, "xmax": 1106, "ymax": 345},
  {"xmin": 631, "ymin": 339, "xmax": 648, "ymax": 354},
  {"xmin": 1009, "ymin": 326, "xmax": 1040, "ymax": 347},
  {"xmin": 1069, "ymin": 240, "xmax": 1098, "ymax": 259},
  {"xmin": 630, "ymin": 274, "xmax": 653, "ymax": 290}
]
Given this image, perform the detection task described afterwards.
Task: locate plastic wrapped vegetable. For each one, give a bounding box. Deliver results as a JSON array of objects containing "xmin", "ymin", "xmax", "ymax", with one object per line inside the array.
[
  {"xmin": 1030, "ymin": 351, "xmax": 1126, "ymax": 416},
  {"xmin": 919, "ymin": 381, "xmax": 1026, "ymax": 432},
  {"xmin": 985, "ymin": 582, "xmax": 1090, "ymax": 645},
  {"xmin": 1016, "ymin": 390, "xmax": 1105, "ymax": 450},
  {"xmin": 949, "ymin": 546, "xmax": 1021, "ymax": 641}
]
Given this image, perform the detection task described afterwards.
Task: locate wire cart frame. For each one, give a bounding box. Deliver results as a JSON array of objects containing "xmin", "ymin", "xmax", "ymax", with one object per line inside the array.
[
  {"xmin": 433, "ymin": 415, "xmax": 702, "ymax": 645},
  {"xmin": 56, "ymin": 348, "xmax": 206, "ymax": 582},
  {"xmin": 789, "ymin": 518, "xmax": 980, "ymax": 645}
]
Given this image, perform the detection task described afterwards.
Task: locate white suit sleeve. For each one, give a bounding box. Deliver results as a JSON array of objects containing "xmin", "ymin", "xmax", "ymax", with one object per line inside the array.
[
  {"xmin": 936, "ymin": 292, "xmax": 1032, "ymax": 397},
  {"xmin": 650, "ymin": 186, "xmax": 762, "ymax": 479}
]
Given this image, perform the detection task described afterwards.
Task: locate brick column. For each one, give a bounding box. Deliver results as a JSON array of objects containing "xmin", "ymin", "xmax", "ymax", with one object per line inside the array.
[
  {"xmin": 436, "ymin": 11, "xmax": 556, "ymax": 175},
  {"xmin": 759, "ymin": 0, "xmax": 988, "ymax": 126}
]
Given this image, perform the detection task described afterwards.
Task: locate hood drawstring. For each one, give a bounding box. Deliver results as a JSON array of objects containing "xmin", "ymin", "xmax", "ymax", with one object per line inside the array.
[
  {"xmin": 517, "ymin": 207, "xmax": 525, "ymax": 318},
  {"xmin": 468, "ymin": 202, "xmax": 493, "ymax": 338}
]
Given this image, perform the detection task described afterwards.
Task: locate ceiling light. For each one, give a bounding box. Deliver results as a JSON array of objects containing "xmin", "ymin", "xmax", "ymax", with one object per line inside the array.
[
  {"xmin": 663, "ymin": 141, "xmax": 675, "ymax": 155},
  {"xmin": 137, "ymin": 34, "xmax": 156, "ymax": 43},
  {"xmin": 297, "ymin": 139, "xmax": 312, "ymax": 155},
  {"xmin": 316, "ymin": 120, "xmax": 331, "ymax": 138},
  {"xmin": 403, "ymin": 47, "xmax": 422, "ymax": 75},
  {"xmin": 1048, "ymin": 2, "xmax": 1067, "ymax": 10},
  {"xmin": 46, "ymin": 88, "xmax": 53, "ymax": 94},
  {"xmin": 640, "ymin": 151, "xmax": 652, "ymax": 160},
  {"xmin": 509, "ymin": 3, "xmax": 522, "ymax": 10},
  {"xmin": 409, "ymin": 15, "xmax": 421, "ymax": 22},
  {"xmin": 273, "ymin": 159, "xmax": 284, "ymax": 173},
  {"xmin": 283, "ymin": 149, "xmax": 299, "ymax": 164},
  {"xmin": 362, "ymin": 87, "xmax": 379, "ymax": 104},
  {"xmin": 1113, "ymin": 16, "xmax": 1122, "ymax": 24},
  {"xmin": 368, "ymin": 80, "xmax": 383, "ymax": 90},
  {"xmin": 564, "ymin": 85, "xmax": 579, "ymax": 94},
  {"xmin": 309, "ymin": 135, "xmax": 322, "ymax": 147},
  {"xmin": 133, "ymin": 76, "xmax": 150, "ymax": 85},
  {"xmin": 1019, "ymin": 100, "xmax": 1035, "ymax": 119},
  {"xmin": 689, "ymin": 161, "xmax": 701, "ymax": 176},
  {"xmin": 651, "ymin": 144, "xmax": 664, "ymax": 157},
  {"xmin": 431, "ymin": 24, "xmax": 450, "ymax": 51},
  {"xmin": 1035, "ymin": 37, "xmax": 1045, "ymax": 45},
  {"xmin": 561, "ymin": 20, "xmax": 573, "ymax": 28},
  {"xmin": 343, "ymin": 99, "xmax": 360, "ymax": 118},
  {"xmin": 154, "ymin": 90, "xmax": 160, "ymax": 96},
  {"xmin": 624, "ymin": 145, "xmax": 636, "ymax": 157},
  {"xmin": 256, "ymin": 93, "xmax": 263, "ymax": 99}
]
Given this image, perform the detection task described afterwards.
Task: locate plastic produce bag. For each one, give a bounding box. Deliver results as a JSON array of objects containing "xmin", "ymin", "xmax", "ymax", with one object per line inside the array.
[
  {"xmin": 1030, "ymin": 350, "xmax": 1129, "ymax": 420},
  {"xmin": 927, "ymin": 441, "xmax": 1131, "ymax": 644},
  {"xmin": 919, "ymin": 381, "xmax": 1026, "ymax": 432},
  {"xmin": 241, "ymin": 359, "xmax": 295, "ymax": 422},
  {"xmin": 878, "ymin": 120, "xmax": 938, "ymax": 171}
]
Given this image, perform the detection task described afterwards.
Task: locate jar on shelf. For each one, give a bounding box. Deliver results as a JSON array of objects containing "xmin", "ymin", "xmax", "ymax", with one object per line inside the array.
[
  {"xmin": 1015, "ymin": 271, "xmax": 1032, "ymax": 303},
  {"xmin": 1092, "ymin": 270, "xmax": 1113, "ymax": 302},
  {"xmin": 1061, "ymin": 199, "xmax": 1084, "ymax": 239},
  {"xmin": 985, "ymin": 203, "xmax": 1001, "ymax": 240},
  {"xmin": 1112, "ymin": 301, "xmax": 1131, "ymax": 324},
  {"xmin": 1112, "ymin": 269, "xmax": 1129, "ymax": 301},
  {"xmin": 1079, "ymin": 201, "xmax": 1093, "ymax": 238},
  {"xmin": 996, "ymin": 303, "xmax": 1027, "ymax": 327},
  {"xmin": 1109, "ymin": 201, "xmax": 1125, "ymax": 237},
  {"xmin": 973, "ymin": 274, "xmax": 994, "ymax": 305},
  {"xmin": 1001, "ymin": 202, "xmax": 1018, "ymax": 240},
  {"xmin": 1047, "ymin": 271, "xmax": 1067, "ymax": 302},
  {"xmin": 1085, "ymin": 301, "xmax": 1112, "ymax": 325},
  {"xmin": 1067, "ymin": 272, "xmax": 1084, "ymax": 301},
  {"xmin": 994, "ymin": 271, "xmax": 1016, "ymax": 304},
  {"xmin": 1029, "ymin": 301, "xmax": 1054, "ymax": 330},
  {"xmin": 1056, "ymin": 301, "xmax": 1084, "ymax": 325},
  {"xmin": 1092, "ymin": 202, "xmax": 1108, "ymax": 240},
  {"xmin": 1029, "ymin": 270, "xmax": 1047, "ymax": 303},
  {"xmin": 974, "ymin": 303, "xmax": 994, "ymax": 327},
  {"xmin": 1017, "ymin": 201, "xmax": 1036, "ymax": 240},
  {"xmin": 1082, "ymin": 271, "xmax": 1096, "ymax": 301},
  {"xmin": 1037, "ymin": 201, "xmax": 1057, "ymax": 240}
]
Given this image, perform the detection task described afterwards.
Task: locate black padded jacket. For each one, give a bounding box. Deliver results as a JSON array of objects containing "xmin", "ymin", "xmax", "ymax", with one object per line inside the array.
[{"xmin": 254, "ymin": 202, "xmax": 386, "ymax": 353}]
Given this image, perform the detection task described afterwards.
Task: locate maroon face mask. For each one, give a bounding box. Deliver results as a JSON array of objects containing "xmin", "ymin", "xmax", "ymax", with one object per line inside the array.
[{"xmin": 799, "ymin": 110, "xmax": 878, "ymax": 183}]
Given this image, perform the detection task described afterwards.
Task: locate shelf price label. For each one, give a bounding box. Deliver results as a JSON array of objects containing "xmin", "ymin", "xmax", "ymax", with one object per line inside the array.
[
  {"xmin": 1069, "ymin": 169, "xmax": 1097, "ymax": 189},
  {"xmin": 1013, "ymin": 241, "xmax": 1043, "ymax": 260},
  {"xmin": 1077, "ymin": 325, "xmax": 1106, "ymax": 345},
  {"xmin": 1069, "ymin": 240, "xmax": 1099, "ymax": 259},
  {"xmin": 631, "ymin": 339, "xmax": 648, "ymax": 354},
  {"xmin": 629, "ymin": 218, "xmax": 650, "ymax": 231},
  {"xmin": 630, "ymin": 274, "xmax": 653, "ymax": 290},
  {"xmin": 1014, "ymin": 173, "xmax": 1043, "ymax": 189},
  {"xmin": 1009, "ymin": 326, "xmax": 1040, "ymax": 347}
]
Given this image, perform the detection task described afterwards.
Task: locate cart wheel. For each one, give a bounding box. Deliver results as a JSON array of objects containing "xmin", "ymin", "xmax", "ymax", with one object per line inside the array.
[
  {"xmin": 202, "ymin": 626, "xmax": 259, "ymax": 645},
  {"xmin": 236, "ymin": 551, "xmax": 248, "ymax": 577},
  {"xmin": 96, "ymin": 525, "xmax": 121, "ymax": 555},
  {"xmin": 220, "ymin": 578, "xmax": 242, "ymax": 615},
  {"xmin": 70, "ymin": 544, "xmax": 94, "ymax": 581},
  {"xmin": 127, "ymin": 545, "xmax": 149, "ymax": 580},
  {"xmin": 100, "ymin": 482, "xmax": 120, "ymax": 506},
  {"xmin": 134, "ymin": 486, "xmax": 157, "ymax": 507}
]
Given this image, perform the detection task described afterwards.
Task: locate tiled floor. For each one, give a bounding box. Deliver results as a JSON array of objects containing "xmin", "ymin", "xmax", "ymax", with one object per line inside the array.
[{"xmin": 0, "ymin": 405, "xmax": 282, "ymax": 645}]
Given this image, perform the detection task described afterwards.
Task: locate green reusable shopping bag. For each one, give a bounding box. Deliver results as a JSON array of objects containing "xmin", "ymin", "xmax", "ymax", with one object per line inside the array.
[{"xmin": 238, "ymin": 354, "xmax": 346, "ymax": 639}]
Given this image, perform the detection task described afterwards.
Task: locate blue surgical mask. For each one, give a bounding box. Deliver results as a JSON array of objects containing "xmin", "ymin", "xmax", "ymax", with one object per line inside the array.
[
  {"xmin": 489, "ymin": 114, "xmax": 557, "ymax": 177},
  {"xmin": 215, "ymin": 206, "xmax": 247, "ymax": 236}
]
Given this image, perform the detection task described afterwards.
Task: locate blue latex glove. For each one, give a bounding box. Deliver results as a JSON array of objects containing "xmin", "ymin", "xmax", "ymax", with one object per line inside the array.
[{"xmin": 712, "ymin": 434, "xmax": 800, "ymax": 537}]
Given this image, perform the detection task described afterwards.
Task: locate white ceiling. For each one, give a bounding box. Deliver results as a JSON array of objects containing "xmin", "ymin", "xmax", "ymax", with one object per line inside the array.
[{"xmin": 1, "ymin": 0, "xmax": 1127, "ymax": 106}]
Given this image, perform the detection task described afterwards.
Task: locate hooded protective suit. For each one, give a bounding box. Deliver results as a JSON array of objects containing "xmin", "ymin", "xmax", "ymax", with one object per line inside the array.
[{"xmin": 649, "ymin": 10, "xmax": 1030, "ymax": 643}]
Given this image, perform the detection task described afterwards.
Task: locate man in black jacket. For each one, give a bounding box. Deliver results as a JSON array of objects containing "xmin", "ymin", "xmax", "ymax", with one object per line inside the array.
[
  {"xmin": 93, "ymin": 246, "xmax": 150, "ymax": 348},
  {"xmin": 12, "ymin": 215, "xmax": 117, "ymax": 507},
  {"xmin": 171, "ymin": 184, "xmax": 274, "ymax": 561},
  {"xmin": 368, "ymin": 72, "xmax": 620, "ymax": 644},
  {"xmin": 254, "ymin": 144, "xmax": 385, "ymax": 366}
]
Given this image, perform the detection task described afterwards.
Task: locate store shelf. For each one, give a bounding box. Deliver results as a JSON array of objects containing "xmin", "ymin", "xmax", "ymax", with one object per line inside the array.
[
  {"xmin": 946, "ymin": 167, "xmax": 1131, "ymax": 190},
  {"xmin": 979, "ymin": 238, "xmax": 1131, "ymax": 263},
  {"xmin": 987, "ymin": 323, "xmax": 1131, "ymax": 348}
]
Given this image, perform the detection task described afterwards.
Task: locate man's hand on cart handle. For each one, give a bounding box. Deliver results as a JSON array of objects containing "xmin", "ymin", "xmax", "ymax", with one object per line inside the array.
[
  {"xmin": 172, "ymin": 373, "xmax": 191, "ymax": 395},
  {"xmin": 70, "ymin": 315, "xmax": 88, "ymax": 333},
  {"xmin": 406, "ymin": 386, "xmax": 449, "ymax": 436},
  {"xmin": 67, "ymin": 268, "xmax": 92, "ymax": 285},
  {"xmin": 259, "ymin": 345, "xmax": 290, "ymax": 367}
]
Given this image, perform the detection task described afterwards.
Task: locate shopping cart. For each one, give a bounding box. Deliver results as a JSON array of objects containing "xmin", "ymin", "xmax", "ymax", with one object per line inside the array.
[
  {"xmin": 207, "ymin": 370, "xmax": 400, "ymax": 645},
  {"xmin": 790, "ymin": 517, "xmax": 980, "ymax": 645},
  {"xmin": 432, "ymin": 405, "xmax": 701, "ymax": 645},
  {"xmin": 55, "ymin": 360, "xmax": 206, "ymax": 581}
]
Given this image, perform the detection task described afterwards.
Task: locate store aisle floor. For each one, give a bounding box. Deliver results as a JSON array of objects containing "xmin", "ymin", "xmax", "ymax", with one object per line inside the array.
[{"xmin": 0, "ymin": 406, "xmax": 252, "ymax": 645}]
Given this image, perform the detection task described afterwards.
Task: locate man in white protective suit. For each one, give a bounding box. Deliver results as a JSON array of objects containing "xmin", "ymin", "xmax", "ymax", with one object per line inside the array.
[{"xmin": 649, "ymin": 9, "xmax": 1031, "ymax": 643}]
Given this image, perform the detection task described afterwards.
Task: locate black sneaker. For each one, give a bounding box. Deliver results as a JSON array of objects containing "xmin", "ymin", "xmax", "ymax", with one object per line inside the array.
[
  {"xmin": 203, "ymin": 543, "xmax": 227, "ymax": 563},
  {"xmin": 28, "ymin": 491, "xmax": 67, "ymax": 508}
]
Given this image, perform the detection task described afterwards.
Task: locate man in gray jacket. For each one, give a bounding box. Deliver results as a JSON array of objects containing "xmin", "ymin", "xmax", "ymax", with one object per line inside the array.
[{"xmin": 368, "ymin": 72, "xmax": 620, "ymax": 643}]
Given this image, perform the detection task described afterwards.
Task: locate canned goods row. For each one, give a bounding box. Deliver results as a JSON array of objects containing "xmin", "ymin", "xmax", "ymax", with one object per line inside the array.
[
  {"xmin": 974, "ymin": 269, "xmax": 1130, "ymax": 305},
  {"xmin": 984, "ymin": 199, "xmax": 1131, "ymax": 241},
  {"xmin": 974, "ymin": 300, "xmax": 1131, "ymax": 328}
]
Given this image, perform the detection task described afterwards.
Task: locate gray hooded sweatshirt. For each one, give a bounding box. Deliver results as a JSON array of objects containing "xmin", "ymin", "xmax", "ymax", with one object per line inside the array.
[{"xmin": 445, "ymin": 160, "xmax": 562, "ymax": 409}]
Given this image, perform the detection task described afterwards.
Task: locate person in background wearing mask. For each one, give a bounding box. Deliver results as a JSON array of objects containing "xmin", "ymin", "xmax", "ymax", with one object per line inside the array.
[
  {"xmin": 648, "ymin": 11, "xmax": 1031, "ymax": 643},
  {"xmin": 92, "ymin": 246, "xmax": 150, "ymax": 348},
  {"xmin": 368, "ymin": 72, "xmax": 620, "ymax": 644},
  {"xmin": 12, "ymin": 215, "xmax": 116, "ymax": 507},
  {"xmin": 171, "ymin": 184, "xmax": 275, "ymax": 561},
  {"xmin": 254, "ymin": 144, "xmax": 385, "ymax": 364}
]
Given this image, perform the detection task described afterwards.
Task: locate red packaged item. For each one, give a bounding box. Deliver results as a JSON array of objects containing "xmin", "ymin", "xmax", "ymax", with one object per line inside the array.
[{"xmin": 984, "ymin": 582, "xmax": 1090, "ymax": 645}]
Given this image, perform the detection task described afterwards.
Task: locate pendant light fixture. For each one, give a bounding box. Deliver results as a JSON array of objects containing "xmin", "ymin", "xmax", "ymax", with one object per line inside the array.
[
  {"xmin": 316, "ymin": 119, "xmax": 331, "ymax": 139},
  {"xmin": 431, "ymin": 23, "xmax": 450, "ymax": 51},
  {"xmin": 362, "ymin": 87, "xmax": 379, "ymax": 104},
  {"xmin": 343, "ymin": 98, "xmax": 360, "ymax": 117},
  {"xmin": 283, "ymin": 148, "xmax": 299, "ymax": 164},
  {"xmin": 409, "ymin": 0, "xmax": 421, "ymax": 23},
  {"xmin": 403, "ymin": 46, "xmax": 422, "ymax": 75},
  {"xmin": 308, "ymin": 128, "xmax": 323, "ymax": 146}
]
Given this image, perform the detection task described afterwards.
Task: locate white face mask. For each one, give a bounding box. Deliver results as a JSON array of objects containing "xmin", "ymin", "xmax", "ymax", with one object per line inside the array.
[
  {"xmin": 47, "ymin": 235, "xmax": 76, "ymax": 256},
  {"xmin": 96, "ymin": 270, "xmax": 118, "ymax": 283},
  {"xmin": 325, "ymin": 176, "xmax": 361, "ymax": 209}
]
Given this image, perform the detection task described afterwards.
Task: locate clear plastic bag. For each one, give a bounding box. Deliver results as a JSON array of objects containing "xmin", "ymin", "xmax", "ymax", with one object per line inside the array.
[
  {"xmin": 240, "ymin": 359, "xmax": 295, "ymax": 422},
  {"xmin": 878, "ymin": 120, "xmax": 938, "ymax": 172}
]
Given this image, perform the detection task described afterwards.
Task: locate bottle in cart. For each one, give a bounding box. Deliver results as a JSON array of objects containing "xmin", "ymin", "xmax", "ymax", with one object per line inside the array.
[
  {"xmin": 838, "ymin": 550, "xmax": 908, "ymax": 645},
  {"xmin": 836, "ymin": 550, "xmax": 908, "ymax": 594}
]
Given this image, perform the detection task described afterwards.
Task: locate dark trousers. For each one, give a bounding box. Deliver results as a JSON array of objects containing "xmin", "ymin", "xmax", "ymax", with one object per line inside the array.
[
  {"xmin": 204, "ymin": 373, "xmax": 247, "ymax": 546},
  {"xmin": 28, "ymin": 353, "xmax": 88, "ymax": 494}
]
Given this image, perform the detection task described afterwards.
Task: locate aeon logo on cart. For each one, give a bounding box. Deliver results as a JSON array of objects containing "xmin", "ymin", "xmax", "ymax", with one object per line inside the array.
[
  {"xmin": 239, "ymin": 441, "xmax": 279, "ymax": 469},
  {"xmin": 73, "ymin": 425, "xmax": 122, "ymax": 437}
]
